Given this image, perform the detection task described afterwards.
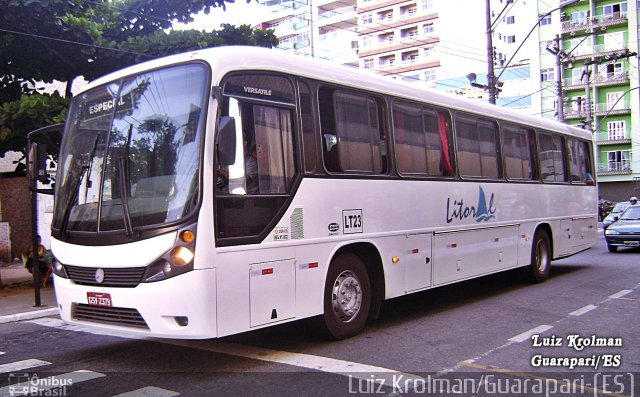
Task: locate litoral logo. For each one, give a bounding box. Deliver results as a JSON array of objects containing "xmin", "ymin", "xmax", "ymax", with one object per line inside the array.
[{"xmin": 446, "ymin": 186, "xmax": 496, "ymax": 224}]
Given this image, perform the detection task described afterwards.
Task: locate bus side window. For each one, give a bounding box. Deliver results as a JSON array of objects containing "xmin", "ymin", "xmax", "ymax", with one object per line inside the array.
[
  {"xmin": 299, "ymin": 81, "xmax": 318, "ymax": 173},
  {"xmin": 319, "ymin": 86, "xmax": 385, "ymax": 174}
]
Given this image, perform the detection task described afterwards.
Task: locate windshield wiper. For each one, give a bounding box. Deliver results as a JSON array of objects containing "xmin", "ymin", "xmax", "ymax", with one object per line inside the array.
[
  {"xmin": 119, "ymin": 124, "xmax": 137, "ymax": 239},
  {"xmin": 83, "ymin": 133, "xmax": 100, "ymax": 202},
  {"xmin": 59, "ymin": 165, "xmax": 88, "ymax": 237}
]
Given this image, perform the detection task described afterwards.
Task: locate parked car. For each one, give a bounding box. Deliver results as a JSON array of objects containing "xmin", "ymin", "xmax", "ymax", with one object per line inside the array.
[
  {"xmin": 603, "ymin": 201, "xmax": 631, "ymax": 230},
  {"xmin": 604, "ymin": 204, "xmax": 640, "ymax": 252}
]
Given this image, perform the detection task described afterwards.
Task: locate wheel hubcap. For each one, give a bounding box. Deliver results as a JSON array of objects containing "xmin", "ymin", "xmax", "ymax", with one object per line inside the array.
[{"xmin": 331, "ymin": 270, "xmax": 362, "ymax": 322}]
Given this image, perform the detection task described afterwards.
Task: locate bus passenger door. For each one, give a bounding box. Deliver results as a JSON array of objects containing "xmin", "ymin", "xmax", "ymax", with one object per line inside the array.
[{"xmin": 405, "ymin": 233, "xmax": 433, "ymax": 292}]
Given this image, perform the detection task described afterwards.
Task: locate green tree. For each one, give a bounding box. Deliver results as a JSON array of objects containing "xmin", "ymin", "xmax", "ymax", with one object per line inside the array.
[{"xmin": 0, "ymin": 0, "xmax": 278, "ymax": 168}]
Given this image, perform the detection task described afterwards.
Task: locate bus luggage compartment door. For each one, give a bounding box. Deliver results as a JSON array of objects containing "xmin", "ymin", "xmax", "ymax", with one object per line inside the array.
[
  {"xmin": 249, "ymin": 259, "xmax": 295, "ymax": 327},
  {"xmin": 405, "ymin": 233, "xmax": 433, "ymax": 292},
  {"xmin": 432, "ymin": 226, "xmax": 518, "ymax": 285}
]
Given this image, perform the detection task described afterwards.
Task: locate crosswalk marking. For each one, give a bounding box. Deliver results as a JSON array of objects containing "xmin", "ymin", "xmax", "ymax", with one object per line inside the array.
[
  {"xmin": 0, "ymin": 370, "xmax": 105, "ymax": 396},
  {"xmin": 0, "ymin": 359, "xmax": 51, "ymax": 374},
  {"xmin": 112, "ymin": 386, "xmax": 180, "ymax": 397}
]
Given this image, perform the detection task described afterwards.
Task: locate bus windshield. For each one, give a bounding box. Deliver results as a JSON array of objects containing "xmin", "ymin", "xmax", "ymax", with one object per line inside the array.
[{"xmin": 53, "ymin": 63, "xmax": 208, "ymax": 235}]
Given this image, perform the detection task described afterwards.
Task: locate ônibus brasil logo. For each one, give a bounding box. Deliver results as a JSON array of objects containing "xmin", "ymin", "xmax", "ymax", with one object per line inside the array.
[{"xmin": 446, "ymin": 186, "xmax": 496, "ymax": 224}]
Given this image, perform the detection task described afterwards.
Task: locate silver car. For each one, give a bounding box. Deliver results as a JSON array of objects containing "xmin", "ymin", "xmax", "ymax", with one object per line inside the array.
[{"xmin": 603, "ymin": 201, "xmax": 631, "ymax": 230}]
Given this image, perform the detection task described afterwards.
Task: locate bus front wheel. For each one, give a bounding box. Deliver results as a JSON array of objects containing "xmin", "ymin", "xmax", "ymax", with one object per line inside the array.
[
  {"xmin": 528, "ymin": 230, "xmax": 551, "ymax": 283},
  {"xmin": 323, "ymin": 253, "xmax": 371, "ymax": 340}
]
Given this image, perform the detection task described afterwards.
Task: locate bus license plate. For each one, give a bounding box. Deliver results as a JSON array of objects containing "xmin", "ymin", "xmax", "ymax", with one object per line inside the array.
[
  {"xmin": 87, "ymin": 292, "xmax": 112, "ymax": 307},
  {"xmin": 623, "ymin": 241, "xmax": 640, "ymax": 247}
]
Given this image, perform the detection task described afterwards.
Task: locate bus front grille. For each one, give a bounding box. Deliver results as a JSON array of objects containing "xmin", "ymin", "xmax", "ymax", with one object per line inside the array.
[
  {"xmin": 72, "ymin": 304, "xmax": 149, "ymax": 329},
  {"xmin": 65, "ymin": 265, "xmax": 146, "ymax": 287}
]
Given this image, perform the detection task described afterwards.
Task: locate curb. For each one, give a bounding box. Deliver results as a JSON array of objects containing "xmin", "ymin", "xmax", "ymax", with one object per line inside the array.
[{"xmin": 0, "ymin": 308, "xmax": 59, "ymax": 324}]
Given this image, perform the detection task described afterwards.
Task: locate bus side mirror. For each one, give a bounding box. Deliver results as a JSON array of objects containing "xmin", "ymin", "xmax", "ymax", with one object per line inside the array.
[
  {"xmin": 28, "ymin": 142, "xmax": 49, "ymax": 184},
  {"xmin": 216, "ymin": 116, "xmax": 236, "ymax": 166}
]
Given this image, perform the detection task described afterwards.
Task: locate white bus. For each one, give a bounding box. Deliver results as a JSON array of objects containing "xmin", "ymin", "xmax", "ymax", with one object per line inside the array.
[{"xmin": 50, "ymin": 46, "xmax": 597, "ymax": 339}]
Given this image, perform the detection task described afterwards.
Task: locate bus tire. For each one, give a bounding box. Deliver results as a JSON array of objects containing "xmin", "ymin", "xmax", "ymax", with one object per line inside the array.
[
  {"xmin": 528, "ymin": 230, "xmax": 552, "ymax": 283},
  {"xmin": 322, "ymin": 253, "xmax": 371, "ymax": 340}
]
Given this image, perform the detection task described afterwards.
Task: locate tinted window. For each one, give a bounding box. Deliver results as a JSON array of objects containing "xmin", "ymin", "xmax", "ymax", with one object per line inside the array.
[
  {"xmin": 299, "ymin": 81, "xmax": 317, "ymax": 173},
  {"xmin": 567, "ymin": 138, "xmax": 594, "ymax": 184},
  {"xmin": 455, "ymin": 115, "xmax": 500, "ymax": 178},
  {"xmin": 319, "ymin": 87, "xmax": 386, "ymax": 174},
  {"xmin": 538, "ymin": 133, "xmax": 566, "ymax": 182},
  {"xmin": 393, "ymin": 101, "xmax": 454, "ymax": 176},
  {"xmin": 503, "ymin": 125, "xmax": 536, "ymax": 180}
]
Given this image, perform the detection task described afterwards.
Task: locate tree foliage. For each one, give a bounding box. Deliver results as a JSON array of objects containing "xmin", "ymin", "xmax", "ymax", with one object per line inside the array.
[{"xmin": 0, "ymin": 0, "xmax": 278, "ymax": 167}]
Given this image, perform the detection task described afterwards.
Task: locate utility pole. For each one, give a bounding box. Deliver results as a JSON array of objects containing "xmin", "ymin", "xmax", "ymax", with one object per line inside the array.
[
  {"xmin": 485, "ymin": 0, "xmax": 496, "ymax": 104},
  {"xmin": 582, "ymin": 65, "xmax": 593, "ymax": 132},
  {"xmin": 553, "ymin": 35, "xmax": 565, "ymax": 122}
]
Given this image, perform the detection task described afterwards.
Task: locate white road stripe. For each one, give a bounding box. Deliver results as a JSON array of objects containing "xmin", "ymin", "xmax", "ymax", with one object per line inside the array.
[
  {"xmin": 0, "ymin": 370, "xmax": 105, "ymax": 396},
  {"xmin": 569, "ymin": 304, "xmax": 598, "ymax": 316},
  {"xmin": 0, "ymin": 359, "xmax": 51, "ymax": 374},
  {"xmin": 0, "ymin": 352, "xmax": 5, "ymax": 355},
  {"xmin": 609, "ymin": 290, "xmax": 632, "ymax": 299},
  {"xmin": 112, "ymin": 386, "xmax": 180, "ymax": 397},
  {"xmin": 508, "ymin": 325, "xmax": 553, "ymax": 343},
  {"xmin": 29, "ymin": 318, "xmax": 423, "ymax": 386}
]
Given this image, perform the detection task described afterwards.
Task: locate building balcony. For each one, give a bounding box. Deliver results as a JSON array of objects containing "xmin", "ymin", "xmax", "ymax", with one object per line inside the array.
[
  {"xmin": 563, "ymin": 107, "xmax": 588, "ymax": 120},
  {"xmin": 595, "ymin": 100, "xmax": 631, "ymax": 116},
  {"xmin": 563, "ymin": 72, "xmax": 629, "ymax": 91},
  {"xmin": 564, "ymin": 45, "xmax": 629, "ymax": 63},
  {"xmin": 318, "ymin": 7, "xmax": 356, "ymax": 29},
  {"xmin": 594, "ymin": 130, "xmax": 632, "ymax": 145},
  {"xmin": 561, "ymin": 12, "xmax": 627, "ymax": 35},
  {"xmin": 597, "ymin": 161, "xmax": 632, "ymax": 176},
  {"xmin": 358, "ymin": 35, "xmax": 438, "ymax": 58},
  {"xmin": 593, "ymin": 72, "xmax": 629, "ymax": 87}
]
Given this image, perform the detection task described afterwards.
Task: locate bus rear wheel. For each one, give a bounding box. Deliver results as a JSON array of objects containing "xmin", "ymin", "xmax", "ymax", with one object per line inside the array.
[
  {"xmin": 528, "ymin": 230, "xmax": 551, "ymax": 283},
  {"xmin": 323, "ymin": 253, "xmax": 371, "ymax": 340}
]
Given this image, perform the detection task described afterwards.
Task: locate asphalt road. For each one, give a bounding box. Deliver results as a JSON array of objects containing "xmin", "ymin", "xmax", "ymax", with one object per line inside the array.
[{"xmin": 1, "ymin": 236, "xmax": 638, "ymax": 396}]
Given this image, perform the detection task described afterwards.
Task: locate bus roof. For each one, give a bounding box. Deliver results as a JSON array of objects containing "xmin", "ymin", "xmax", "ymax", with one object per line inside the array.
[{"xmin": 84, "ymin": 46, "xmax": 592, "ymax": 141}]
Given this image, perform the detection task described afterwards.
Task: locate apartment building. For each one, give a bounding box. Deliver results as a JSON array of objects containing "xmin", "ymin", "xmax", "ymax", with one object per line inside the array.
[
  {"xmin": 256, "ymin": 0, "xmax": 360, "ymax": 65},
  {"xmin": 537, "ymin": 0, "xmax": 640, "ymax": 199}
]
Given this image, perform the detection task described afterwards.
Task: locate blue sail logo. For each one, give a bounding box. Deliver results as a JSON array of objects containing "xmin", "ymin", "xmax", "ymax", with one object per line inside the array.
[{"xmin": 446, "ymin": 186, "xmax": 497, "ymax": 224}]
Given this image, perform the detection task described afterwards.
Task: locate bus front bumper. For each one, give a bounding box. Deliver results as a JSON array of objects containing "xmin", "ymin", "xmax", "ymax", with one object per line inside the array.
[{"xmin": 53, "ymin": 268, "xmax": 217, "ymax": 339}]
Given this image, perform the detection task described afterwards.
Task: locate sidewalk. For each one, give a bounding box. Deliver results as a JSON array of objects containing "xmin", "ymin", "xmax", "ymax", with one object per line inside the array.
[{"xmin": 0, "ymin": 260, "xmax": 59, "ymax": 323}]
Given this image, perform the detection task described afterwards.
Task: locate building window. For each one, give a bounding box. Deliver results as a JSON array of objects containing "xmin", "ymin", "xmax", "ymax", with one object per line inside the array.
[
  {"xmin": 362, "ymin": 13, "xmax": 373, "ymax": 25},
  {"xmin": 540, "ymin": 68, "xmax": 555, "ymax": 82},
  {"xmin": 607, "ymin": 150, "xmax": 631, "ymax": 172},
  {"xmin": 505, "ymin": 16, "xmax": 515, "ymax": 24},
  {"xmin": 422, "ymin": 0, "xmax": 433, "ymax": 10},
  {"xmin": 505, "ymin": 35, "xmax": 516, "ymax": 44},
  {"xmin": 607, "ymin": 121, "xmax": 626, "ymax": 140},
  {"xmin": 424, "ymin": 69, "xmax": 436, "ymax": 82},
  {"xmin": 423, "ymin": 47, "xmax": 433, "ymax": 57},
  {"xmin": 423, "ymin": 22, "xmax": 434, "ymax": 34},
  {"xmin": 539, "ymin": 15, "xmax": 551, "ymax": 26},
  {"xmin": 363, "ymin": 58, "xmax": 374, "ymax": 69},
  {"xmin": 603, "ymin": 3, "xmax": 627, "ymax": 20},
  {"xmin": 362, "ymin": 35, "xmax": 374, "ymax": 48}
]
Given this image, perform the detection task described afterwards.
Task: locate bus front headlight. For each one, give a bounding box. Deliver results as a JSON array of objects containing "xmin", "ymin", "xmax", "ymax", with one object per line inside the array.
[
  {"xmin": 170, "ymin": 246, "xmax": 194, "ymax": 267},
  {"xmin": 51, "ymin": 258, "xmax": 68, "ymax": 279}
]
